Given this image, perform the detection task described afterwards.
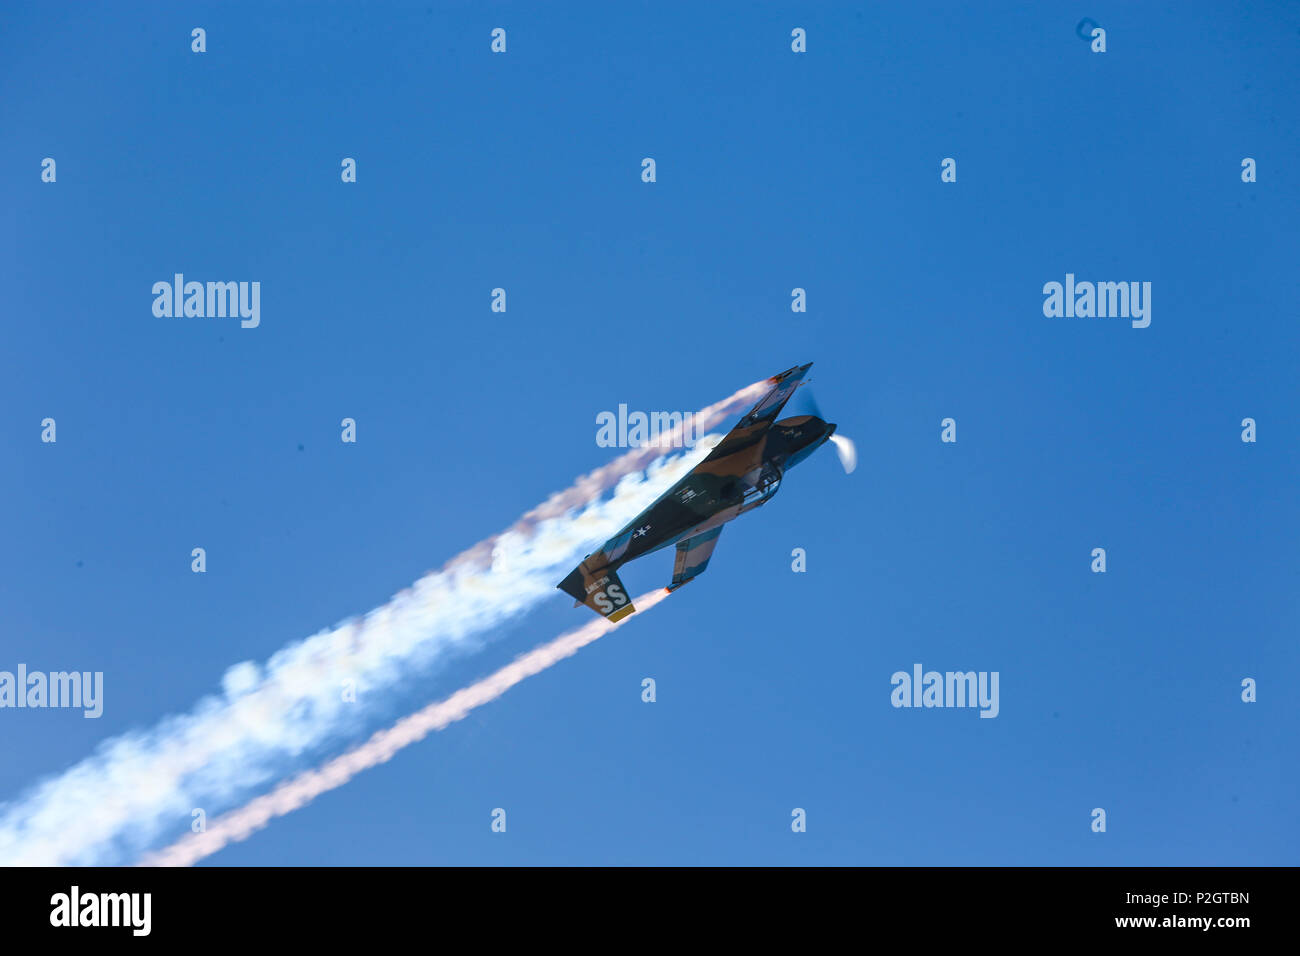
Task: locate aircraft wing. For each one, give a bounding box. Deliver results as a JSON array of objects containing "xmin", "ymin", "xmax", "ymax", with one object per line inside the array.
[
  {"xmin": 734, "ymin": 363, "xmax": 812, "ymax": 429},
  {"xmin": 668, "ymin": 527, "xmax": 722, "ymax": 592},
  {"xmin": 703, "ymin": 363, "xmax": 812, "ymax": 462}
]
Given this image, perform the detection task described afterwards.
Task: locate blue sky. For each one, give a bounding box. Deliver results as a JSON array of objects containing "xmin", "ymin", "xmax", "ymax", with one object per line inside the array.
[{"xmin": 2, "ymin": 1, "xmax": 1297, "ymax": 864}]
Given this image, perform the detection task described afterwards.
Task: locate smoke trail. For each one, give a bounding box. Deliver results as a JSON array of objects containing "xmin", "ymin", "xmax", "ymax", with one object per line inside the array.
[
  {"xmin": 0, "ymin": 380, "xmax": 768, "ymax": 866},
  {"xmin": 142, "ymin": 588, "xmax": 671, "ymax": 866}
]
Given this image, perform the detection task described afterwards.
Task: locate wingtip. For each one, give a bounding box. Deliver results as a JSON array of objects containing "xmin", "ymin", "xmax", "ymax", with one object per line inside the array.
[{"xmin": 770, "ymin": 361, "xmax": 814, "ymax": 383}]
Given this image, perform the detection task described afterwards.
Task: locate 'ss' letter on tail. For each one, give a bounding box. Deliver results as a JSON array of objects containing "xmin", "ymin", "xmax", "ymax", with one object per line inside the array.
[{"xmin": 557, "ymin": 563, "xmax": 636, "ymax": 622}]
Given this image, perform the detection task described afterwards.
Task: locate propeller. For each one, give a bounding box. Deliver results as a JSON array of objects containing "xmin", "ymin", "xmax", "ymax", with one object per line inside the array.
[
  {"xmin": 828, "ymin": 433, "xmax": 857, "ymax": 474},
  {"xmin": 799, "ymin": 381, "xmax": 823, "ymax": 419},
  {"xmin": 798, "ymin": 382, "xmax": 856, "ymax": 474}
]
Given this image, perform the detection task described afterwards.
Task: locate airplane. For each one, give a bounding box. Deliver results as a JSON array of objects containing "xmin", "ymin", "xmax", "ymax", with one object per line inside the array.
[{"xmin": 557, "ymin": 363, "xmax": 851, "ymax": 621}]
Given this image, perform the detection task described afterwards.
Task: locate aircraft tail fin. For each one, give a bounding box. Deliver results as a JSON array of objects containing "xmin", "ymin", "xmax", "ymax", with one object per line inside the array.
[{"xmin": 558, "ymin": 563, "xmax": 636, "ymax": 622}]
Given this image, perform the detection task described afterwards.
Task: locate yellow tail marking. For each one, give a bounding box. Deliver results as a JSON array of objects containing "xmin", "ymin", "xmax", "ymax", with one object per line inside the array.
[{"xmin": 607, "ymin": 603, "xmax": 637, "ymax": 623}]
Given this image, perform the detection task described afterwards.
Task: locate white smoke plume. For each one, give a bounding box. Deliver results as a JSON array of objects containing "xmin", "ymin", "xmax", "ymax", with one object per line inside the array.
[
  {"xmin": 141, "ymin": 587, "xmax": 671, "ymax": 866},
  {"xmin": 0, "ymin": 380, "xmax": 768, "ymax": 866}
]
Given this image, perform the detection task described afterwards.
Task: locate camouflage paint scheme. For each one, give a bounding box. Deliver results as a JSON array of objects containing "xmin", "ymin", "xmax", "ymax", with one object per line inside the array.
[{"xmin": 558, "ymin": 363, "xmax": 836, "ymax": 621}]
